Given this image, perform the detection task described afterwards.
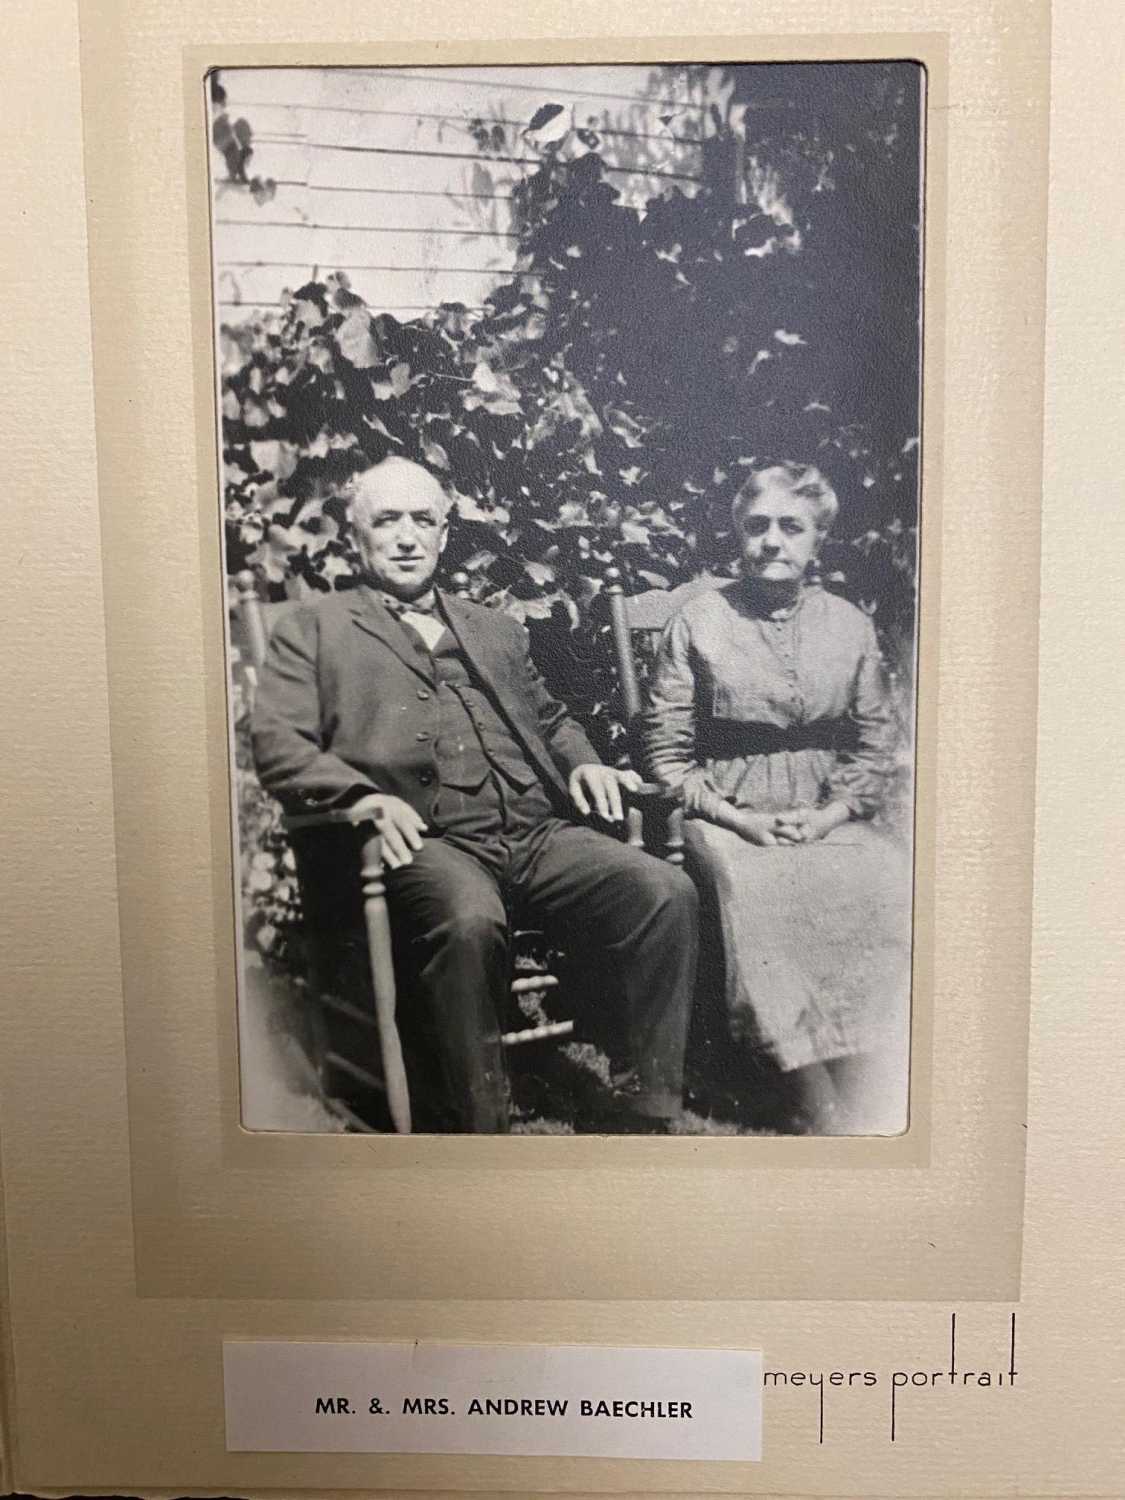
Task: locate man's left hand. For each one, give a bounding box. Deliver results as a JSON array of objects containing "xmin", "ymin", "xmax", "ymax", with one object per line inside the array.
[{"xmin": 568, "ymin": 764, "xmax": 644, "ymax": 824}]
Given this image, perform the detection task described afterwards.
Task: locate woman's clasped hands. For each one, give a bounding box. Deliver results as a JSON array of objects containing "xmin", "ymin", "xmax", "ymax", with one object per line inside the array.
[{"xmin": 733, "ymin": 801, "xmax": 851, "ymax": 847}]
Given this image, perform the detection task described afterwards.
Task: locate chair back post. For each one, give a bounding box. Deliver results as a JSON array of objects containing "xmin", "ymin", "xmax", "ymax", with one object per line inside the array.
[
  {"xmin": 605, "ymin": 569, "xmax": 730, "ymax": 867},
  {"xmin": 234, "ymin": 569, "xmax": 269, "ymax": 675},
  {"xmin": 604, "ymin": 567, "xmax": 644, "ymax": 723}
]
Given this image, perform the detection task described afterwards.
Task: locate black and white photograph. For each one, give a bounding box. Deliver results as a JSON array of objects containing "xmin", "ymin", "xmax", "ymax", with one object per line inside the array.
[{"xmin": 213, "ymin": 61, "xmax": 922, "ymax": 1137}]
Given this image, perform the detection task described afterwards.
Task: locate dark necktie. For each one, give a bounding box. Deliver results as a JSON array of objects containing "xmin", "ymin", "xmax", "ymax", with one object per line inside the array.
[{"xmin": 379, "ymin": 590, "xmax": 438, "ymax": 618}]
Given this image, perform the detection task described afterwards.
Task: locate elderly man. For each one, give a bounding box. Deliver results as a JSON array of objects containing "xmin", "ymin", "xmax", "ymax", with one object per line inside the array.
[{"xmin": 252, "ymin": 456, "xmax": 698, "ymax": 1133}]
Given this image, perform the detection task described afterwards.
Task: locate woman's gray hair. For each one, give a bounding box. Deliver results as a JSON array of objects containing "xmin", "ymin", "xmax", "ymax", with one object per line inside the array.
[{"xmin": 731, "ymin": 462, "xmax": 839, "ymax": 536}]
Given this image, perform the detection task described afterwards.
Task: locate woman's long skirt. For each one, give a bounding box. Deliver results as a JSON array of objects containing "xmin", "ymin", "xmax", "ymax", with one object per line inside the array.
[{"xmin": 684, "ymin": 818, "xmax": 913, "ymax": 1090}]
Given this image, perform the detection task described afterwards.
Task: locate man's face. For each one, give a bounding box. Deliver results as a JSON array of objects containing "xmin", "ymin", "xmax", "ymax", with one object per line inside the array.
[{"xmin": 351, "ymin": 462, "xmax": 449, "ymax": 601}]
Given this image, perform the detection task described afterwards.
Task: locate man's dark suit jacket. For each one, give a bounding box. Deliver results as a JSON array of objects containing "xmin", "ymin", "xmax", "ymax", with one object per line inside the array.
[{"xmin": 251, "ymin": 585, "xmax": 601, "ymax": 817}]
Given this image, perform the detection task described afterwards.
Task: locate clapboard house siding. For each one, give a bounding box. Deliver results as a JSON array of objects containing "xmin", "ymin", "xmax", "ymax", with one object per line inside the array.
[{"xmin": 211, "ymin": 65, "xmax": 713, "ymax": 320}]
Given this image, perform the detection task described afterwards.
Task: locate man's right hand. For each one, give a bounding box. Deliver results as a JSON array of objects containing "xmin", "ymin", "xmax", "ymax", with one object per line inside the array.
[{"xmin": 348, "ymin": 793, "xmax": 428, "ymax": 869}]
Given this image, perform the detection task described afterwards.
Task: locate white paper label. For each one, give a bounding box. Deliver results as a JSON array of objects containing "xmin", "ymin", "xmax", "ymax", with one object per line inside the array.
[{"xmin": 224, "ymin": 1340, "xmax": 762, "ymax": 1461}]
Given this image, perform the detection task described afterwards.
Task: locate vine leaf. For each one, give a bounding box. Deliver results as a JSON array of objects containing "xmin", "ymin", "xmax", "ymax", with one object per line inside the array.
[
  {"xmin": 526, "ymin": 102, "xmax": 565, "ymax": 134},
  {"xmin": 336, "ymin": 308, "xmax": 380, "ymax": 368}
]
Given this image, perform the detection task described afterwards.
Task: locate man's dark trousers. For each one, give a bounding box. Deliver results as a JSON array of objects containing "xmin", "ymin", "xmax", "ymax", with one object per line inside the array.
[{"xmin": 388, "ymin": 786, "xmax": 698, "ymax": 1133}]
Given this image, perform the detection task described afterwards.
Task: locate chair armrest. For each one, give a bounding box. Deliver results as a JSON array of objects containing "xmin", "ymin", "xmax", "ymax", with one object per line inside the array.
[
  {"xmin": 624, "ymin": 781, "xmax": 679, "ymax": 805},
  {"xmin": 282, "ymin": 806, "xmax": 380, "ymax": 833},
  {"xmin": 282, "ymin": 806, "xmax": 386, "ymax": 899},
  {"xmin": 621, "ymin": 782, "xmax": 686, "ymax": 865}
]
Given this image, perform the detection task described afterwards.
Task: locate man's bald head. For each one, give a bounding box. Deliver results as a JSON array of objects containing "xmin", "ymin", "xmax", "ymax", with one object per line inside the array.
[
  {"xmin": 350, "ymin": 456, "xmax": 451, "ymax": 524},
  {"xmin": 348, "ymin": 457, "xmax": 450, "ymax": 601}
]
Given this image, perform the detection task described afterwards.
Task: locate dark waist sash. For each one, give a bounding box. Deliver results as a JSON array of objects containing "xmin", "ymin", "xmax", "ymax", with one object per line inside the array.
[{"xmin": 697, "ymin": 717, "xmax": 856, "ymax": 760}]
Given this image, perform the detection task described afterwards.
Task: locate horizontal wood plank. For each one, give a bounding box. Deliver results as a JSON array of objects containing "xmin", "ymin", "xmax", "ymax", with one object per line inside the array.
[
  {"xmin": 215, "ymin": 220, "xmax": 518, "ymax": 266},
  {"xmin": 212, "ymin": 179, "xmax": 516, "ymax": 231},
  {"xmin": 216, "ymin": 262, "xmax": 503, "ymax": 313}
]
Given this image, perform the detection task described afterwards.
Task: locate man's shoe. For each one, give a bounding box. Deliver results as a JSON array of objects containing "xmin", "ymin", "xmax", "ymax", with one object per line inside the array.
[{"xmin": 585, "ymin": 1073, "xmax": 681, "ymax": 1134}]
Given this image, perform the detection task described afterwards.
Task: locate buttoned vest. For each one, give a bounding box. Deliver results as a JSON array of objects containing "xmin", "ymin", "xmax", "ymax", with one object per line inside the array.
[{"xmin": 429, "ymin": 632, "xmax": 540, "ymax": 793}]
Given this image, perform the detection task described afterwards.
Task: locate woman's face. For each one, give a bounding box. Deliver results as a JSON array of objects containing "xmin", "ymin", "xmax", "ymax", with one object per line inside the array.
[{"xmin": 737, "ymin": 480, "xmax": 822, "ymax": 583}]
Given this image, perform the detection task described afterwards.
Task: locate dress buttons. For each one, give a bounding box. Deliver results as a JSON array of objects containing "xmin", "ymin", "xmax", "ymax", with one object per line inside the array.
[
  {"xmin": 417, "ymin": 688, "xmax": 431, "ymax": 700},
  {"xmin": 416, "ymin": 731, "xmax": 430, "ymax": 742},
  {"xmin": 418, "ymin": 770, "xmax": 433, "ymax": 785}
]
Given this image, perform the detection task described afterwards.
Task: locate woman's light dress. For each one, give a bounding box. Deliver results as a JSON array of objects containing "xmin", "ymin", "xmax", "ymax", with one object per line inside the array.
[{"xmin": 643, "ymin": 581, "xmax": 912, "ymax": 1073}]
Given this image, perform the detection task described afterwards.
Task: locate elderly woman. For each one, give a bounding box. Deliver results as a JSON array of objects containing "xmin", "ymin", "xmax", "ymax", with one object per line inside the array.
[{"xmin": 642, "ymin": 463, "xmax": 912, "ymax": 1133}]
